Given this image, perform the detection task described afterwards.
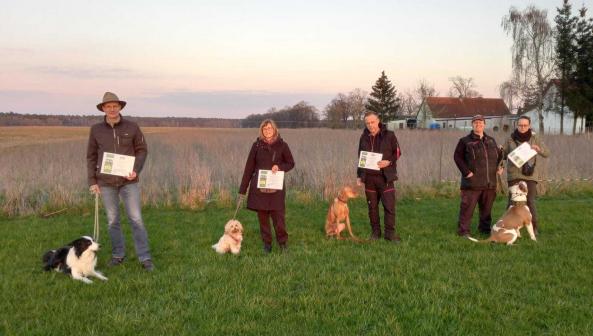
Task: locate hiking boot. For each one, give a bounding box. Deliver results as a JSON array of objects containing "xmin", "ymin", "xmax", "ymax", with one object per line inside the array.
[
  {"xmin": 263, "ymin": 245, "xmax": 272, "ymax": 254},
  {"xmin": 370, "ymin": 232, "xmax": 381, "ymax": 240},
  {"xmin": 108, "ymin": 257, "xmax": 124, "ymax": 267},
  {"xmin": 385, "ymin": 235, "xmax": 402, "ymax": 244},
  {"xmin": 141, "ymin": 259, "xmax": 154, "ymax": 272}
]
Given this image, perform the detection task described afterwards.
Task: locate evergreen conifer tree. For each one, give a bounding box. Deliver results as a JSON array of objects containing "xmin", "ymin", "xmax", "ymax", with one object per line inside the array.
[
  {"xmin": 555, "ymin": 0, "xmax": 578, "ymax": 134},
  {"xmin": 365, "ymin": 71, "xmax": 400, "ymax": 122}
]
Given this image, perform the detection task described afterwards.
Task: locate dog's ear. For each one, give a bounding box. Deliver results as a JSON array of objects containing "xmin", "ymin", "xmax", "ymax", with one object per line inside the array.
[
  {"xmin": 519, "ymin": 181, "xmax": 528, "ymax": 193},
  {"xmin": 71, "ymin": 238, "xmax": 91, "ymax": 257}
]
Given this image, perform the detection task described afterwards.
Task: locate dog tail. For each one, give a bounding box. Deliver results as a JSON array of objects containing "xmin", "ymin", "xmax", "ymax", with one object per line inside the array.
[{"xmin": 42, "ymin": 250, "xmax": 56, "ymax": 271}]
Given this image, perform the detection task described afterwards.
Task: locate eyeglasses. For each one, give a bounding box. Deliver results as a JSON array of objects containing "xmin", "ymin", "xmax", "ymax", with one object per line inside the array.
[{"xmin": 517, "ymin": 124, "xmax": 530, "ymax": 127}]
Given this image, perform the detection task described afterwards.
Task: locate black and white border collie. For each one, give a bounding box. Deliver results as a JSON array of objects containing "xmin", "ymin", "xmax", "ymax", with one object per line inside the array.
[{"xmin": 42, "ymin": 236, "xmax": 108, "ymax": 284}]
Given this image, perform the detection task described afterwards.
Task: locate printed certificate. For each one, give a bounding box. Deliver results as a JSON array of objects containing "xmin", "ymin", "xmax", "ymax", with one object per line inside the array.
[
  {"xmin": 358, "ymin": 151, "xmax": 383, "ymax": 171},
  {"xmin": 100, "ymin": 152, "xmax": 135, "ymax": 177},
  {"xmin": 508, "ymin": 142, "xmax": 537, "ymax": 168},
  {"xmin": 257, "ymin": 170, "xmax": 284, "ymax": 190}
]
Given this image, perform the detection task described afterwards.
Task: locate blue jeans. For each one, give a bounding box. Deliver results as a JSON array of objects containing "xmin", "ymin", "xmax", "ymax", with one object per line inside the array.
[{"xmin": 101, "ymin": 183, "xmax": 152, "ymax": 262}]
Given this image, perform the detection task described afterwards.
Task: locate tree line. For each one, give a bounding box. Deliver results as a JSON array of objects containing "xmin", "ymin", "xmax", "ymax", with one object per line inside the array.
[{"xmin": 0, "ymin": 112, "xmax": 240, "ymax": 128}]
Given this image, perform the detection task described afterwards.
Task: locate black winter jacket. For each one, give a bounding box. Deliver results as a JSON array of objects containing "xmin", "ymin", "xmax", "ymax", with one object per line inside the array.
[
  {"xmin": 357, "ymin": 124, "xmax": 401, "ymax": 183},
  {"xmin": 453, "ymin": 131, "xmax": 502, "ymax": 190}
]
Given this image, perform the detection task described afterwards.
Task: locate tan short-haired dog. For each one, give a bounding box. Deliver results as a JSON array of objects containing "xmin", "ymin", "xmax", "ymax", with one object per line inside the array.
[
  {"xmin": 468, "ymin": 181, "xmax": 536, "ymax": 245},
  {"xmin": 325, "ymin": 186, "xmax": 360, "ymax": 240},
  {"xmin": 212, "ymin": 220, "xmax": 244, "ymax": 254}
]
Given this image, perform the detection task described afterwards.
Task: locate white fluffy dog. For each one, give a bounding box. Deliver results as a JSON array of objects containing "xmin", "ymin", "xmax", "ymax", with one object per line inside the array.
[{"xmin": 212, "ymin": 220, "xmax": 243, "ymax": 255}]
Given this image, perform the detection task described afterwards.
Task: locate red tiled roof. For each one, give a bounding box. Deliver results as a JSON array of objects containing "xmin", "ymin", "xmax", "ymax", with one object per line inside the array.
[{"xmin": 425, "ymin": 97, "xmax": 511, "ymax": 119}]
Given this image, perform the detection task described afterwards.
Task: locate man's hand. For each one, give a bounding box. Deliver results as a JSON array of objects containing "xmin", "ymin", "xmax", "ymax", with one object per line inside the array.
[
  {"xmin": 271, "ymin": 165, "xmax": 279, "ymax": 173},
  {"xmin": 465, "ymin": 172, "xmax": 474, "ymax": 178},
  {"xmin": 89, "ymin": 184, "xmax": 101, "ymax": 195},
  {"xmin": 377, "ymin": 160, "xmax": 391, "ymax": 169},
  {"xmin": 356, "ymin": 178, "xmax": 363, "ymax": 187},
  {"xmin": 126, "ymin": 171, "xmax": 137, "ymax": 181}
]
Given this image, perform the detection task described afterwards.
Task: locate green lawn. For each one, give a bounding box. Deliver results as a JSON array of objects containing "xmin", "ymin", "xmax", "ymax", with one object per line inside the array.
[{"xmin": 1, "ymin": 196, "xmax": 592, "ymax": 335}]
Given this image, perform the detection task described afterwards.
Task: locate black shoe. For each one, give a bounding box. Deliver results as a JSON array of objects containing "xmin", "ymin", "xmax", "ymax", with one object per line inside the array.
[
  {"xmin": 108, "ymin": 257, "xmax": 124, "ymax": 267},
  {"xmin": 263, "ymin": 245, "xmax": 272, "ymax": 254},
  {"xmin": 279, "ymin": 244, "xmax": 288, "ymax": 253},
  {"xmin": 141, "ymin": 259, "xmax": 154, "ymax": 272}
]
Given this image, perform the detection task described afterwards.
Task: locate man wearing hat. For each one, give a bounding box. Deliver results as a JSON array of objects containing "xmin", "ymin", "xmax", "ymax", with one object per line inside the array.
[
  {"xmin": 453, "ymin": 115, "xmax": 503, "ymax": 238},
  {"xmin": 87, "ymin": 92, "xmax": 154, "ymax": 271}
]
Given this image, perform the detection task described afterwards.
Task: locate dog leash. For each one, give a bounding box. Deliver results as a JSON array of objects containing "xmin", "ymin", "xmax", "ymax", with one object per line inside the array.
[
  {"xmin": 233, "ymin": 195, "xmax": 244, "ymax": 219},
  {"xmin": 93, "ymin": 192, "xmax": 100, "ymax": 243}
]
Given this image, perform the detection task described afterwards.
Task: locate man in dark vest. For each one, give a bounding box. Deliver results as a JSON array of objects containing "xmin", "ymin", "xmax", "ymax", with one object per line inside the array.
[
  {"xmin": 356, "ymin": 112, "xmax": 402, "ymax": 243},
  {"xmin": 453, "ymin": 114, "xmax": 503, "ymax": 238}
]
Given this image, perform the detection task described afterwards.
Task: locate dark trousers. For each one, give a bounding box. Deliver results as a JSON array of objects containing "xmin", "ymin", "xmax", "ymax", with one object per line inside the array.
[
  {"xmin": 364, "ymin": 174, "xmax": 397, "ymax": 239},
  {"xmin": 257, "ymin": 209, "xmax": 288, "ymax": 246},
  {"xmin": 507, "ymin": 180, "xmax": 538, "ymax": 233},
  {"xmin": 458, "ymin": 189, "xmax": 496, "ymax": 235}
]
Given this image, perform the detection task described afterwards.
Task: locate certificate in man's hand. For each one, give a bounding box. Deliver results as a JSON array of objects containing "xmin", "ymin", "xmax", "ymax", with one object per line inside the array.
[
  {"xmin": 508, "ymin": 142, "xmax": 537, "ymax": 168},
  {"xmin": 257, "ymin": 170, "xmax": 284, "ymax": 190},
  {"xmin": 358, "ymin": 151, "xmax": 383, "ymax": 171},
  {"xmin": 101, "ymin": 152, "xmax": 135, "ymax": 177}
]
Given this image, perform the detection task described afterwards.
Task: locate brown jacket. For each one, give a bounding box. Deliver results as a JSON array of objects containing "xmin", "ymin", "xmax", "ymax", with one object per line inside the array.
[
  {"xmin": 239, "ymin": 137, "xmax": 295, "ymax": 211},
  {"xmin": 87, "ymin": 115, "xmax": 147, "ymax": 187}
]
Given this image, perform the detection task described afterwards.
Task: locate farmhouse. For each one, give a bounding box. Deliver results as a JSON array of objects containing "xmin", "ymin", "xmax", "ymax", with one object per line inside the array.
[
  {"xmin": 416, "ymin": 97, "xmax": 512, "ymax": 131},
  {"xmin": 520, "ymin": 80, "xmax": 587, "ymax": 135}
]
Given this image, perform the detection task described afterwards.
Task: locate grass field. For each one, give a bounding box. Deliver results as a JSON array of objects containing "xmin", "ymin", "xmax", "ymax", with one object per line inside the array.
[{"xmin": 1, "ymin": 196, "xmax": 592, "ymax": 335}]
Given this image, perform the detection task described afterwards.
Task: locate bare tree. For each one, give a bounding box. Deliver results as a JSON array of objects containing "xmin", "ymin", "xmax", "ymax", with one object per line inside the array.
[
  {"xmin": 347, "ymin": 88, "xmax": 368, "ymax": 128},
  {"xmin": 499, "ymin": 78, "xmax": 522, "ymax": 113},
  {"xmin": 502, "ymin": 5, "xmax": 556, "ymax": 134},
  {"xmin": 416, "ymin": 79, "xmax": 439, "ymax": 101},
  {"xmin": 399, "ymin": 80, "xmax": 439, "ymax": 117},
  {"xmin": 448, "ymin": 76, "xmax": 481, "ymax": 98}
]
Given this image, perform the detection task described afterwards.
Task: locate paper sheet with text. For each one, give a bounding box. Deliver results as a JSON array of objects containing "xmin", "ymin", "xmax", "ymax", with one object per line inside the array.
[
  {"xmin": 257, "ymin": 170, "xmax": 285, "ymax": 190},
  {"xmin": 358, "ymin": 151, "xmax": 383, "ymax": 171},
  {"xmin": 100, "ymin": 152, "xmax": 135, "ymax": 177},
  {"xmin": 508, "ymin": 142, "xmax": 537, "ymax": 168}
]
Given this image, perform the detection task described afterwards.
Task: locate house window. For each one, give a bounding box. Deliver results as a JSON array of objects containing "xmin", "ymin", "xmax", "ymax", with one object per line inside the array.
[
  {"xmin": 493, "ymin": 126, "xmax": 499, "ymax": 132},
  {"xmin": 443, "ymin": 122, "xmax": 446, "ymax": 128}
]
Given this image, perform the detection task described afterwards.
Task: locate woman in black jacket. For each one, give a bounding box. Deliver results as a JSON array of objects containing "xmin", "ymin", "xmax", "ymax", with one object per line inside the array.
[{"xmin": 239, "ymin": 119, "xmax": 295, "ymax": 253}]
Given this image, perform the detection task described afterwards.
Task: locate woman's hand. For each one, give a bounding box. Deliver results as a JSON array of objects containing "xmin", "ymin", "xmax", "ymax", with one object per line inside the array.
[
  {"xmin": 89, "ymin": 184, "xmax": 101, "ymax": 195},
  {"xmin": 271, "ymin": 165, "xmax": 279, "ymax": 173},
  {"xmin": 531, "ymin": 144, "xmax": 541, "ymax": 153}
]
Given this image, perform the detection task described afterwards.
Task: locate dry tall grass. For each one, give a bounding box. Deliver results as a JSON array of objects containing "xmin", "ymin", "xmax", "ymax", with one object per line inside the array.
[{"xmin": 1, "ymin": 127, "xmax": 592, "ymax": 216}]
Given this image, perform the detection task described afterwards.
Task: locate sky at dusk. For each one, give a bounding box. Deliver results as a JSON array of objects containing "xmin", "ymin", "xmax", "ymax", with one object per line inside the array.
[{"xmin": 2, "ymin": 0, "xmax": 592, "ymax": 118}]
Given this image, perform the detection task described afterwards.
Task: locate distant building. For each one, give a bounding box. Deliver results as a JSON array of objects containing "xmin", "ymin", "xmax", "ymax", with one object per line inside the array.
[
  {"xmin": 520, "ymin": 80, "xmax": 586, "ymax": 135},
  {"xmin": 416, "ymin": 97, "xmax": 512, "ymax": 131}
]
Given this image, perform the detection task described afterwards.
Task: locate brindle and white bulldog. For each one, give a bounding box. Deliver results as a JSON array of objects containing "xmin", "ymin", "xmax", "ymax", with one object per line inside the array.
[{"xmin": 468, "ymin": 181, "xmax": 536, "ymax": 245}]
